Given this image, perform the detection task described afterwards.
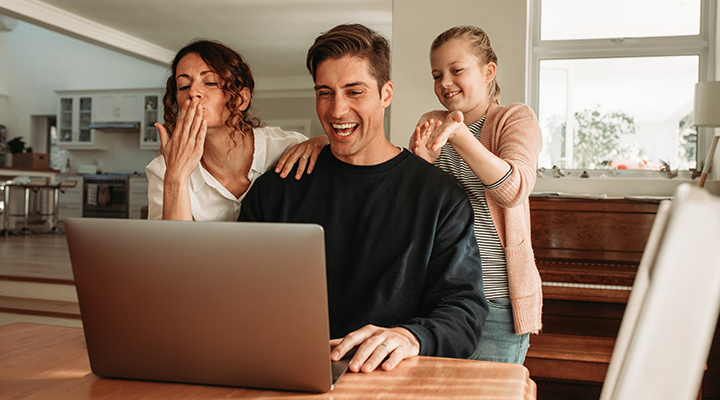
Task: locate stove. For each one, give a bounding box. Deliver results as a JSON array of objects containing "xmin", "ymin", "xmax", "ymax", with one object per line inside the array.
[{"xmin": 82, "ymin": 173, "xmax": 129, "ymax": 218}]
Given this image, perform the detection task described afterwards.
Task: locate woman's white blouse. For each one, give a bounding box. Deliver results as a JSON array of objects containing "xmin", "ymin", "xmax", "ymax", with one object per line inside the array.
[{"xmin": 145, "ymin": 126, "xmax": 308, "ymax": 221}]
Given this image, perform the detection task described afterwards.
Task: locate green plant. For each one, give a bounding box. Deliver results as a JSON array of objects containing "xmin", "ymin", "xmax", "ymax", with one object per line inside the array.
[
  {"xmin": 573, "ymin": 106, "xmax": 643, "ymax": 169},
  {"xmin": 7, "ymin": 137, "xmax": 25, "ymax": 154},
  {"xmin": 678, "ymin": 112, "xmax": 697, "ymax": 169}
]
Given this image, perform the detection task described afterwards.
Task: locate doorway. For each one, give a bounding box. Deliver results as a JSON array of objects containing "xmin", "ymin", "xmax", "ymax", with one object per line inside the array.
[{"xmin": 30, "ymin": 115, "xmax": 56, "ymax": 154}]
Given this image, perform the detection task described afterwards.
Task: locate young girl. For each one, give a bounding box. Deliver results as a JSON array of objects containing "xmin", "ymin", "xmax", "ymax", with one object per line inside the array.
[{"xmin": 410, "ymin": 26, "xmax": 543, "ymax": 364}]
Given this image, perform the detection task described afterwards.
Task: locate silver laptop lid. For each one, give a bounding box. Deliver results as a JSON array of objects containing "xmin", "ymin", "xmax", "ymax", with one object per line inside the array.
[{"xmin": 66, "ymin": 218, "xmax": 333, "ymax": 393}]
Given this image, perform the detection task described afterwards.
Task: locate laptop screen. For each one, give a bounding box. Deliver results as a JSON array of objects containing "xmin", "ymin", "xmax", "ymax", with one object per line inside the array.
[{"xmin": 66, "ymin": 218, "xmax": 338, "ymax": 393}]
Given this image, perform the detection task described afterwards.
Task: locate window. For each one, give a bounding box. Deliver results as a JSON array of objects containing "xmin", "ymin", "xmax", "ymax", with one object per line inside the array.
[{"xmin": 529, "ymin": 0, "xmax": 714, "ymax": 174}]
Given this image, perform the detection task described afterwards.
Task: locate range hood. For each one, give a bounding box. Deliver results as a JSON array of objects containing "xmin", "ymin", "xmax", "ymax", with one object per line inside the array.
[{"xmin": 88, "ymin": 121, "xmax": 141, "ymax": 131}]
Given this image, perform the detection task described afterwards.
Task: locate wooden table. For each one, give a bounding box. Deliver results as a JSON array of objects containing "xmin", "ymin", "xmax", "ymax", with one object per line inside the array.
[{"xmin": 0, "ymin": 323, "xmax": 535, "ymax": 399}]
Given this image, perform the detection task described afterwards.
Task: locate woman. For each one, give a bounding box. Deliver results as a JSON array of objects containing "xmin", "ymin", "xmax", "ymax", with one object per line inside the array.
[{"xmin": 146, "ymin": 39, "xmax": 326, "ymax": 221}]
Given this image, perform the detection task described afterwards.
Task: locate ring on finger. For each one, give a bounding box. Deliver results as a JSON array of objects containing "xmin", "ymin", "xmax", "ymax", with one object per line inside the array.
[
  {"xmin": 301, "ymin": 155, "xmax": 309, "ymax": 160},
  {"xmin": 379, "ymin": 343, "xmax": 390, "ymax": 352}
]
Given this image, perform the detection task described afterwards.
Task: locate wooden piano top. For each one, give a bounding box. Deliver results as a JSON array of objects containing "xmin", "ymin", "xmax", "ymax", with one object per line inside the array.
[{"xmin": 530, "ymin": 196, "xmax": 662, "ymax": 264}]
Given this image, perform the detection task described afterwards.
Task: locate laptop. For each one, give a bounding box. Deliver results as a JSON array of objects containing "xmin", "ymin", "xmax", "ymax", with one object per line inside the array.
[{"xmin": 65, "ymin": 218, "xmax": 349, "ymax": 393}]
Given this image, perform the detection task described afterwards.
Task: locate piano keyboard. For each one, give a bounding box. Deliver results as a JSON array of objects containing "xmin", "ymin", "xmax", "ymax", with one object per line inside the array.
[{"xmin": 542, "ymin": 281, "xmax": 633, "ymax": 291}]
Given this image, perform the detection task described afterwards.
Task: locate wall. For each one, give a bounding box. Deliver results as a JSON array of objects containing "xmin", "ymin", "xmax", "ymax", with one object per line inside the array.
[
  {"xmin": 0, "ymin": 20, "xmax": 168, "ymax": 173},
  {"xmin": 0, "ymin": 20, "xmax": 325, "ymax": 173},
  {"xmin": 4, "ymin": 3, "xmax": 718, "ymax": 193},
  {"xmin": 390, "ymin": 0, "xmax": 528, "ymax": 148},
  {"xmin": 391, "ymin": 0, "xmax": 720, "ymax": 197},
  {"xmin": 253, "ymin": 95, "xmax": 323, "ymax": 138}
]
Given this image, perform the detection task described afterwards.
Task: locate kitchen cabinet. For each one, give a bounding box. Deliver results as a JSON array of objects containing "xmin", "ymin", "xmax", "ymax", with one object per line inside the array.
[
  {"xmin": 128, "ymin": 174, "xmax": 148, "ymax": 219},
  {"xmin": 56, "ymin": 89, "xmax": 163, "ymax": 151},
  {"xmin": 140, "ymin": 93, "xmax": 163, "ymax": 150},
  {"xmin": 57, "ymin": 174, "xmax": 83, "ymax": 222},
  {"xmin": 94, "ymin": 93, "xmax": 141, "ymax": 122},
  {"xmin": 57, "ymin": 94, "xmax": 104, "ymax": 149}
]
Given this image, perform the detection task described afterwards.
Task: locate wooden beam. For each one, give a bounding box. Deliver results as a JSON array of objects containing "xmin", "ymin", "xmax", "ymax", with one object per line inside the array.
[{"xmin": 0, "ymin": 0, "xmax": 174, "ymax": 66}]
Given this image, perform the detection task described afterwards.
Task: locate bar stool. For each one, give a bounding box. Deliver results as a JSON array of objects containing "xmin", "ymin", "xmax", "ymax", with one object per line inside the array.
[
  {"xmin": 0, "ymin": 178, "xmax": 49, "ymax": 236},
  {"xmin": 0, "ymin": 180, "xmax": 11, "ymax": 236},
  {"xmin": 39, "ymin": 180, "xmax": 78, "ymax": 234}
]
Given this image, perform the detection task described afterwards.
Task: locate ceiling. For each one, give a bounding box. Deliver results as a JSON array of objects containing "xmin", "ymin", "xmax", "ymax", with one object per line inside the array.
[{"xmin": 0, "ymin": 0, "xmax": 393, "ymax": 79}]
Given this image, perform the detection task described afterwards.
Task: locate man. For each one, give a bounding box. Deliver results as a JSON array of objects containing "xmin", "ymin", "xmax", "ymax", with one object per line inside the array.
[{"xmin": 239, "ymin": 24, "xmax": 488, "ymax": 373}]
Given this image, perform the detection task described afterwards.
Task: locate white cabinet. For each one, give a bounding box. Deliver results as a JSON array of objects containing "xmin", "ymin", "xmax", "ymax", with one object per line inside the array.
[
  {"xmin": 57, "ymin": 174, "xmax": 83, "ymax": 222},
  {"xmin": 128, "ymin": 174, "xmax": 148, "ymax": 219},
  {"xmin": 56, "ymin": 89, "xmax": 163, "ymax": 151},
  {"xmin": 140, "ymin": 93, "xmax": 163, "ymax": 150},
  {"xmin": 94, "ymin": 93, "xmax": 141, "ymax": 122},
  {"xmin": 57, "ymin": 94, "xmax": 104, "ymax": 149}
]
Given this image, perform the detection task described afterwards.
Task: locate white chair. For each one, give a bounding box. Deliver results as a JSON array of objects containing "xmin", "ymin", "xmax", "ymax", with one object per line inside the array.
[{"xmin": 600, "ymin": 184, "xmax": 720, "ymax": 400}]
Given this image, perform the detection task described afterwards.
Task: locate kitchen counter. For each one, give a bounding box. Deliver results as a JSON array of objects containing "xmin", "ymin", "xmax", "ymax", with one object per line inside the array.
[
  {"xmin": 0, "ymin": 168, "xmax": 80, "ymax": 231},
  {"xmin": 0, "ymin": 167, "xmax": 63, "ymax": 182}
]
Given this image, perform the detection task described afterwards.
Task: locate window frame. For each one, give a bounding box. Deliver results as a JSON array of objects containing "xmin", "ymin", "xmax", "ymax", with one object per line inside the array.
[{"xmin": 526, "ymin": 0, "xmax": 717, "ymax": 179}]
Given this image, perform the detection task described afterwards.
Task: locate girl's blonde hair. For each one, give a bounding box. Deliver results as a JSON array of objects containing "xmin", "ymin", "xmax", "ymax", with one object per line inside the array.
[{"xmin": 431, "ymin": 26, "xmax": 500, "ymax": 105}]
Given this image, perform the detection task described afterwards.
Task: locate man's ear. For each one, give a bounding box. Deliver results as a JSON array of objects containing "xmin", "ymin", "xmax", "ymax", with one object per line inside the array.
[
  {"xmin": 381, "ymin": 81, "xmax": 393, "ymax": 108},
  {"xmin": 237, "ymin": 87, "xmax": 251, "ymax": 111}
]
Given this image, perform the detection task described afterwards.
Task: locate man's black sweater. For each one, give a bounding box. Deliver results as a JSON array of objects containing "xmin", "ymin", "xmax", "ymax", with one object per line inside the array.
[{"xmin": 239, "ymin": 147, "xmax": 488, "ymax": 358}]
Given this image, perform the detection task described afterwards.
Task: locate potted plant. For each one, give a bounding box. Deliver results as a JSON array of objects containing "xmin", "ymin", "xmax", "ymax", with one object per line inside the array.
[
  {"xmin": 7, "ymin": 136, "xmax": 25, "ymax": 154},
  {"xmin": 6, "ymin": 136, "xmax": 25, "ymax": 167},
  {"xmin": 7, "ymin": 137, "xmax": 45, "ymax": 169}
]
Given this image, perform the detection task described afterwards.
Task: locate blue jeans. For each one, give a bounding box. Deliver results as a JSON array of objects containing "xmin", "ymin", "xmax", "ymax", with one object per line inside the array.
[{"xmin": 469, "ymin": 297, "xmax": 530, "ymax": 365}]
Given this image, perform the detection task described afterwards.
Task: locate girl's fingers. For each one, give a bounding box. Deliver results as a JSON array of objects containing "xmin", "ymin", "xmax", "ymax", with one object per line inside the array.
[
  {"xmin": 428, "ymin": 121, "xmax": 452, "ymax": 152},
  {"xmin": 415, "ymin": 120, "xmax": 433, "ymax": 141},
  {"xmin": 410, "ymin": 126, "xmax": 421, "ymax": 149},
  {"xmin": 448, "ymin": 110, "xmax": 464, "ymax": 124}
]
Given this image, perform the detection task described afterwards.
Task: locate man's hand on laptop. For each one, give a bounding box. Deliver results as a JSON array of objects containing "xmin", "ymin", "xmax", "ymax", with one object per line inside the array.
[{"xmin": 330, "ymin": 325, "xmax": 420, "ymax": 373}]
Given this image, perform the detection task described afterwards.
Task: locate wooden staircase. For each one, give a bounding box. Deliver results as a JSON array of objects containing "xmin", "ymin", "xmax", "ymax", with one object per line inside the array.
[{"xmin": 0, "ymin": 234, "xmax": 81, "ymax": 327}]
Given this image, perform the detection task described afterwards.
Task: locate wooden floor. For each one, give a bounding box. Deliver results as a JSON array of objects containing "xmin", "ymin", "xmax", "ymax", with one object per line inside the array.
[
  {"xmin": 0, "ymin": 234, "xmax": 74, "ymax": 284},
  {"xmin": 0, "ymin": 233, "xmax": 80, "ymax": 326}
]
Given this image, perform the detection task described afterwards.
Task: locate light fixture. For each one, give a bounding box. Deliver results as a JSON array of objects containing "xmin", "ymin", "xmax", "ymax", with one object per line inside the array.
[
  {"xmin": 0, "ymin": 16, "xmax": 18, "ymax": 33},
  {"xmin": 693, "ymin": 81, "xmax": 720, "ymax": 188}
]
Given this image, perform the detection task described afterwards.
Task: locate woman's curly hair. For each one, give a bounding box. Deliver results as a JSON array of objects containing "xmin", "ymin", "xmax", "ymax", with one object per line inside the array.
[{"xmin": 162, "ymin": 39, "xmax": 261, "ymax": 143}]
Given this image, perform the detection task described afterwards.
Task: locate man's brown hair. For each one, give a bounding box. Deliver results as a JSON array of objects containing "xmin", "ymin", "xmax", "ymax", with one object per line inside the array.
[{"xmin": 306, "ymin": 24, "xmax": 391, "ymax": 92}]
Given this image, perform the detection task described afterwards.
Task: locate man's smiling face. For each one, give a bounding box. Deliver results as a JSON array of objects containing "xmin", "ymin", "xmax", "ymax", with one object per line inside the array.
[{"xmin": 314, "ymin": 56, "xmax": 392, "ymax": 165}]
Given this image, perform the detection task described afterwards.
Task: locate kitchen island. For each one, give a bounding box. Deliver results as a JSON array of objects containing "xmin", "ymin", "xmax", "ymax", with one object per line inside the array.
[
  {"xmin": 1, "ymin": 167, "xmax": 82, "ymax": 232},
  {"xmin": 0, "ymin": 166, "xmax": 60, "ymax": 182}
]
